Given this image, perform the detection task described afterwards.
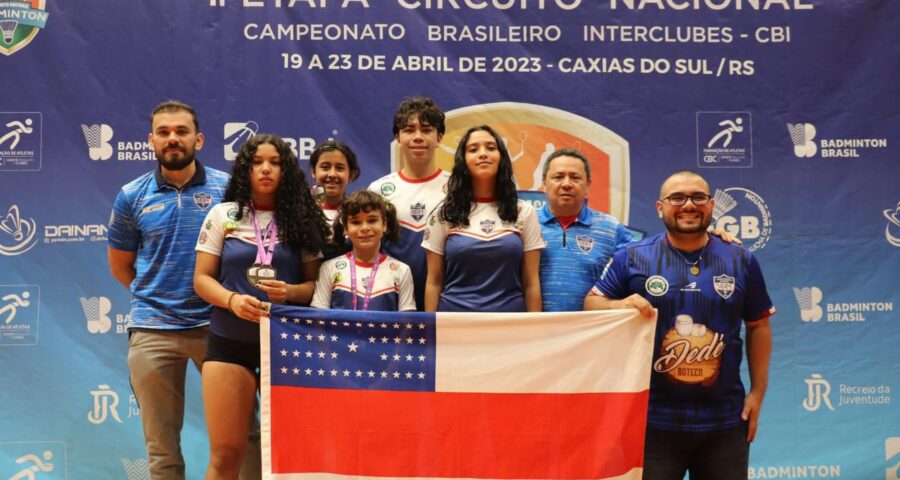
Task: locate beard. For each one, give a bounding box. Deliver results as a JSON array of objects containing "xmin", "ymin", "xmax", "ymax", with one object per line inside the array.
[
  {"xmin": 663, "ymin": 213, "xmax": 711, "ymax": 234},
  {"xmin": 156, "ymin": 147, "xmax": 195, "ymax": 171}
]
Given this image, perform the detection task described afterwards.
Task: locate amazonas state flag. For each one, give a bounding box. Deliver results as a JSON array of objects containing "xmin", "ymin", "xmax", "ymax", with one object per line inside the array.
[{"xmin": 261, "ymin": 306, "xmax": 655, "ymax": 480}]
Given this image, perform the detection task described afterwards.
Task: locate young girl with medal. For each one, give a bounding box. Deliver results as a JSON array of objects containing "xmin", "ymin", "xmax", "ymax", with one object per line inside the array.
[
  {"xmin": 310, "ymin": 140, "xmax": 361, "ymax": 260},
  {"xmin": 194, "ymin": 134, "xmax": 329, "ymax": 478},
  {"xmin": 422, "ymin": 125, "xmax": 546, "ymax": 313},
  {"xmin": 311, "ymin": 190, "xmax": 416, "ymax": 312}
]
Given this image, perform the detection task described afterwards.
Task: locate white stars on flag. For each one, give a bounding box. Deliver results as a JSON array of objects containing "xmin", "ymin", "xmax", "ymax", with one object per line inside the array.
[{"xmin": 272, "ymin": 314, "xmax": 435, "ymax": 391}]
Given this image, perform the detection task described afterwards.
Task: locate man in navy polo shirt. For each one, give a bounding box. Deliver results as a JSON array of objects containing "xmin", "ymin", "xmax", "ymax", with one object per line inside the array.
[
  {"xmin": 538, "ymin": 148, "xmax": 635, "ymax": 312},
  {"xmin": 108, "ymin": 100, "xmax": 258, "ymax": 479},
  {"xmin": 585, "ymin": 170, "xmax": 774, "ymax": 480}
]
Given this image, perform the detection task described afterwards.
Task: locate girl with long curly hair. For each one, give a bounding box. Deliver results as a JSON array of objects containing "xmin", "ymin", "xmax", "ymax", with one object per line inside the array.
[
  {"xmin": 193, "ymin": 133, "xmax": 328, "ymax": 478},
  {"xmin": 422, "ymin": 125, "xmax": 546, "ymax": 312}
]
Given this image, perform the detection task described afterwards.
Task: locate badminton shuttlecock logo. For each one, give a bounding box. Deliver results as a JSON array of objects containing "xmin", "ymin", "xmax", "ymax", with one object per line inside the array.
[
  {"xmin": 0, "ymin": 20, "xmax": 17, "ymax": 45},
  {"xmin": 0, "ymin": 0, "xmax": 49, "ymax": 56},
  {"xmin": 0, "ymin": 204, "xmax": 38, "ymax": 256},
  {"xmin": 711, "ymin": 189, "xmax": 737, "ymax": 221},
  {"xmin": 80, "ymin": 296, "xmax": 112, "ymax": 334},
  {"xmin": 81, "ymin": 123, "xmax": 114, "ymax": 160},
  {"xmin": 884, "ymin": 201, "xmax": 900, "ymax": 248},
  {"xmin": 792, "ymin": 287, "xmax": 823, "ymax": 322},
  {"xmin": 786, "ymin": 123, "xmax": 817, "ymax": 157},
  {"xmin": 223, "ymin": 121, "xmax": 259, "ymax": 161}
]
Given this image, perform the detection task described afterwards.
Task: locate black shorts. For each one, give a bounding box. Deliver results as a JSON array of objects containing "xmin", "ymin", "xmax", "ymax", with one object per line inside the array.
[{"xmin": 204, "ymin": 332, "xmax": 260, "ymax": 373}]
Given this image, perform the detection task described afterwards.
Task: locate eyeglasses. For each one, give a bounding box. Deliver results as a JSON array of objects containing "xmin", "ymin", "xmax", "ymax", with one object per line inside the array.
[{"xmin": 662, "ymin": 193, "xmax": 711, "ymax": 206}]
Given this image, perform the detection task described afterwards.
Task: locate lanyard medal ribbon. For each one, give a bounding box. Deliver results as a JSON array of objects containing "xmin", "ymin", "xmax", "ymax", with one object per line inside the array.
[{"xmin": 247, "ymin": 207, "xmax": 278, "ymax": 286}]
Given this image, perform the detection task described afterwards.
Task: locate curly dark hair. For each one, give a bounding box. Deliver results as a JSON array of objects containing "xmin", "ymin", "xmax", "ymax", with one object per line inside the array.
[
  {"xmin": 439, "ymin": 125, "xmax": 518, "ymax": 227},
  {"xmin": 224, "ymin": 134, "xmax": 328, "ymax": 254},
  {"xmin": 392, "ymin": 96, "xmax": 446, "ymax": 136},
  {"xmin": 332, "ymin": 190, "xmax": 401, "ymax": 245}
]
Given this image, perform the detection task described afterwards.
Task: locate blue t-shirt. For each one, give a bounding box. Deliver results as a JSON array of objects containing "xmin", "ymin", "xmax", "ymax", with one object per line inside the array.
[
  {"xmin": 196, "ymin": 203, "xmax": 320, "ymax": 342},
  {"xmin": 369, "ymin": 169, "xmax": 450, "ymax": 311},
  {"xmin": 108, "ymin": 163, "xmax": 227, "ymax": 330},
  {"xmin": 539, "ymin": 203, "xmax": 634, "ymax": 312},
  {"xmin": 593, "ymin": 233, "xmax": 775, "ymax": 432}
]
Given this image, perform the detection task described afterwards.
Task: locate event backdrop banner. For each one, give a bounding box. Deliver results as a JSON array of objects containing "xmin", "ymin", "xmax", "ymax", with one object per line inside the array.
[{"xmin": 1, "ymin": 1, "xmax": 898, "ymax": 479}]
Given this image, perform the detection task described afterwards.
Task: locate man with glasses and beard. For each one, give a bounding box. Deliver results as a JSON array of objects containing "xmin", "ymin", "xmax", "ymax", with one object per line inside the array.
[
  {"xmin": 585, "ymin": 170, "xmax": 774, "ymax": 480},
  {"xmin": 108, "ymin": 100, "xmax": 258, "ymax": 479}
]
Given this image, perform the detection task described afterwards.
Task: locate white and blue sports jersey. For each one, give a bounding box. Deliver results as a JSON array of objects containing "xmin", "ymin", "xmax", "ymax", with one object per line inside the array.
[
  {"xmin": 593, "ymin": 233, "xmax": 775, "ymax": 432},
  {"xmin": 311, "ymin": 253, "xmax": 416, "ymax": 312},
  {"xmin": 369, "ymin": 169, "xmax": 449, "ymax": 310},
  {"xmin": 422, "ymin": 200, "xmax": 546, "ymax": 312},
  {"xmin": 108, "ymin": 163, "xmax": 227, "ymax": 330},
  {"xmin": 196, "ymin": 202, "xmax": 321, "ymax": 342},
  {"xmin": 539, "ymin": 203, "xmax": 634, "ymax": 312}
]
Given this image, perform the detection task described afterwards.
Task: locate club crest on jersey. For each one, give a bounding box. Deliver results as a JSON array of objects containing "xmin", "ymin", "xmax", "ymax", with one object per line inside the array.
[
  {"xmin": 645, "ymin": 275, "xmax": 669, "ymax": 296},
  {"xmin": 480, "ymin": 219, "xmax": 496, "ymax": 234},
  {"xmin": 576, "ymin": 234, "xmax": 594, "ymax": 253},
  {"xmin": 410, "ymin": 202, "xmax": 426, "ymax": 222},
  {"xmin": 714, "ymin": 274, "xmax": 735, "ymax": 299},
  {"xmin": 194, "ymin": 192, "xmax": 212, "ymax": 209}
]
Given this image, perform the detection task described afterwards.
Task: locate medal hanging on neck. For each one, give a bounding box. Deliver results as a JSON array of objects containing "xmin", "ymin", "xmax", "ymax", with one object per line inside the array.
[
  {"xmin": 349, "ymin": 251, "xmax": 382, "ymax": 311},
  {"xmin": 247, "ymin": 207, "xmax": 278, "ymax": 286}
]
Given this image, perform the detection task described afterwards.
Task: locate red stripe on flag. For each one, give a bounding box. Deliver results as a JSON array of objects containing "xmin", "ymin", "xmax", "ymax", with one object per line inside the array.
[{"xmin": 270, "ymin": 387, "xmax": 648, "ymax": 479}]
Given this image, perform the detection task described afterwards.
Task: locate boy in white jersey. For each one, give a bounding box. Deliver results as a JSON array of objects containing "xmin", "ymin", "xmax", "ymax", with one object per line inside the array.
[
  {"xmin": 369, "ymin": 97, "xmax": 450, "ymax": 310},
  {"xmin": 312, "ymin": 190, "xmax": 415, "ymax": 312}
]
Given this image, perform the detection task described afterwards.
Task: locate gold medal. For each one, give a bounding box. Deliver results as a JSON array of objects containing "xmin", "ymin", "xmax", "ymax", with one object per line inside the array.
[{"xmin": 669, "ymin": 238, "xmax": 706, "ymax": 277}]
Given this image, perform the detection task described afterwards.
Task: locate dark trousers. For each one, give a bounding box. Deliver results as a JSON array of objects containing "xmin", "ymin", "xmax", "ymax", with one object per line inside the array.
[{"xmin": 643, "ymin": 423, "xmax": 749, "ymax": 480}]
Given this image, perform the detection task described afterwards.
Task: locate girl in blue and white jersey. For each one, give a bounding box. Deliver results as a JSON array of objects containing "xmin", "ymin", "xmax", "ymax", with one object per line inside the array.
[
  {"xmin": 422, "ymin": 125, "xmax": 546, "ymax": 313},
  {"xmin": 193, "ymin": 134, "xmax": 329, "ymax": 478}
]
